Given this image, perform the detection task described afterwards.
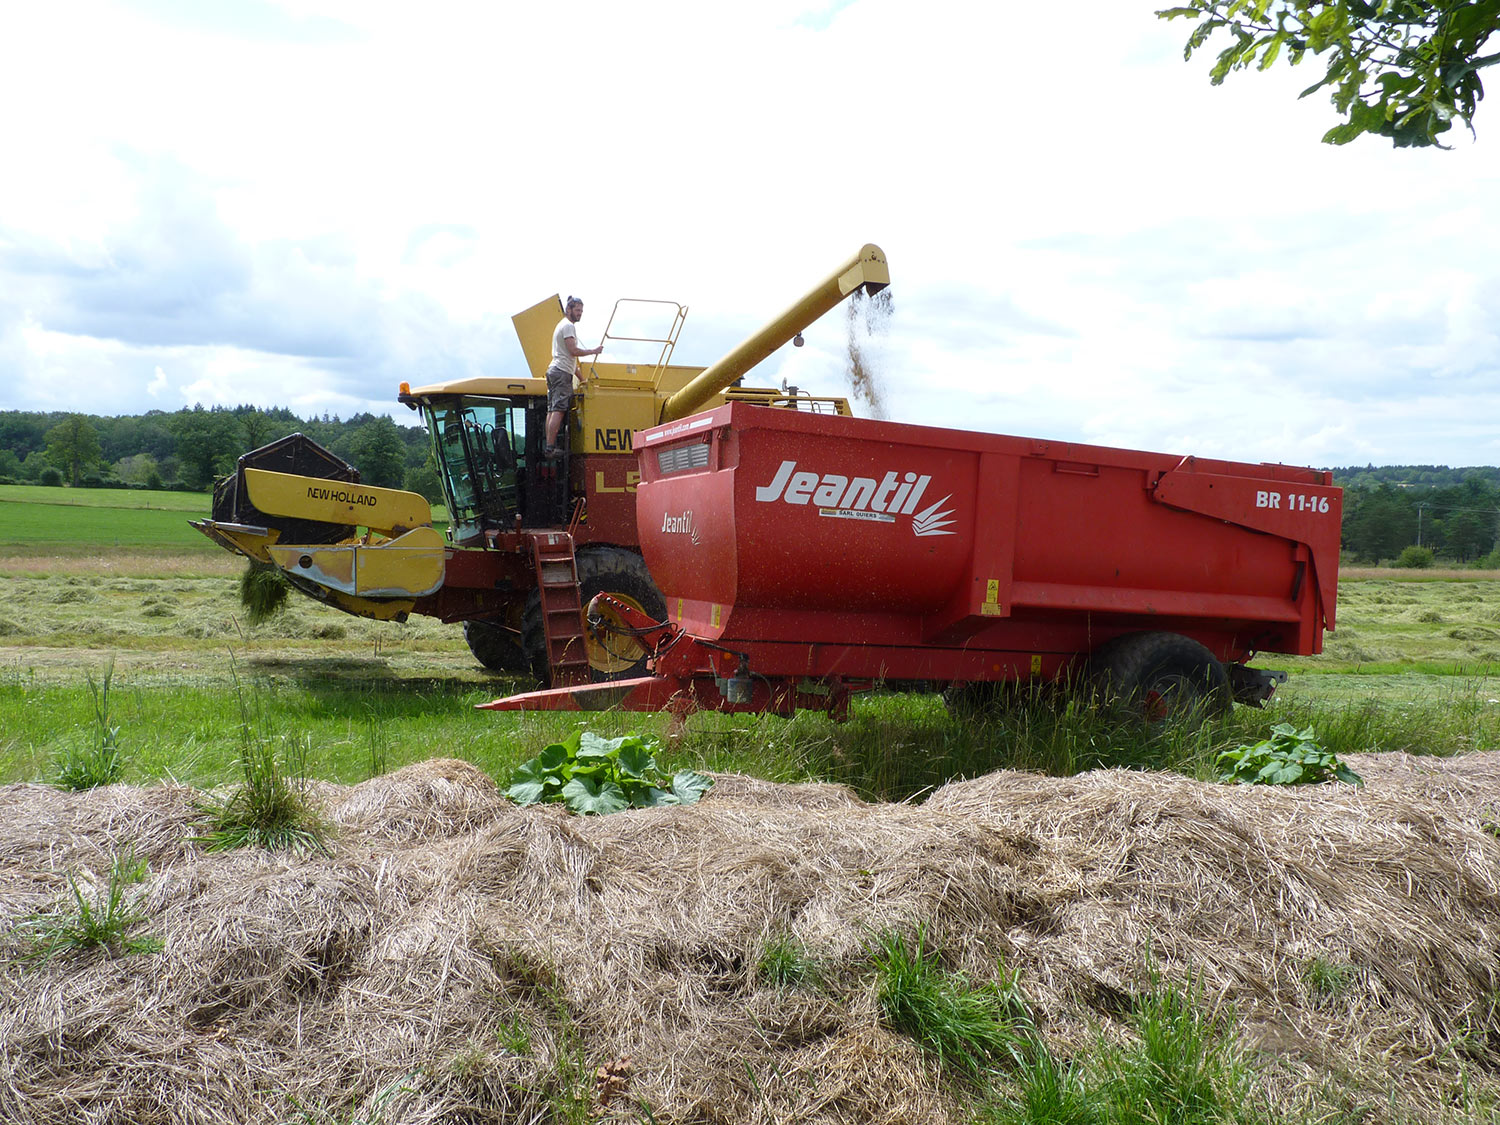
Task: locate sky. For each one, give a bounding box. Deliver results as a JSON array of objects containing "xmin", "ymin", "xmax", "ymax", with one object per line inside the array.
[{"xmin": 2, "ymin": 0, "xmax": 1497, "ymax": 469}]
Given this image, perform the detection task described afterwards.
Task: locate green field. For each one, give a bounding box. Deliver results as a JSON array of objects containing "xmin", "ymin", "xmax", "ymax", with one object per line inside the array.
[{"xmin": 1, "ymin": 488, "xmax": 1498, "ymax": 792}]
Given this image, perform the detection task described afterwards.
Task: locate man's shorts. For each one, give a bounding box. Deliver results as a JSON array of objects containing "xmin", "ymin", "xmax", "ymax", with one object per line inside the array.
[{"xmin": 545, "ymin": 366, "xmax": 574, "ymax": 413}]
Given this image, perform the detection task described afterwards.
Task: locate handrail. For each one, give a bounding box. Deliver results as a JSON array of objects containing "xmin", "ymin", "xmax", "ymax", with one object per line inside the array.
[{"xmin": 586, "ymin": 298, "xmax": 688, "ymax": 385}]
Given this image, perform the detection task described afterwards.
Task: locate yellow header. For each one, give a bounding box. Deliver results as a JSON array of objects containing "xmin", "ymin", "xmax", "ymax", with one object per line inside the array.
[{"xmin": 243, "ymin": 469, "xmax": 432, "ymax": 534}]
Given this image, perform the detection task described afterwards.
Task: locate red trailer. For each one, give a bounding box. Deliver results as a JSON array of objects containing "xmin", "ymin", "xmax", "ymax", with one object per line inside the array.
[{"xmin": 483, "ymin": 402, "xmax": 1340, "ymax": 721}]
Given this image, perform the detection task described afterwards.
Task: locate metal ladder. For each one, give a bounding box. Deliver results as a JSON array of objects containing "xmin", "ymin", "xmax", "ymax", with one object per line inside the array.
[{"xmin": 530, "ymin": 532, "xmax": 590, "ymax": 687}]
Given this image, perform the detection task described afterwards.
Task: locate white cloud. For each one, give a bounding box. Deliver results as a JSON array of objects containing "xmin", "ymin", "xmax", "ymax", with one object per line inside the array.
[{"xmin": 0, "ymin": 0, "xmax": 1496, "ymax": 466}]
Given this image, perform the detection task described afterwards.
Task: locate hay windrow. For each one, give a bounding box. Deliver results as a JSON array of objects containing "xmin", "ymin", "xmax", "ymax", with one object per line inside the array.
[{"xmin": 2, "ymin": 753, "xmax": 1500, "ymax": 1123}]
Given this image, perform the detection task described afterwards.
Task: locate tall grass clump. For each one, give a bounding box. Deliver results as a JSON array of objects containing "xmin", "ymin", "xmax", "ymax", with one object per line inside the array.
[
  {"xmin": 1101, "ymin": 976, "xmax": 1255, "ymax": 1125},
  {"xmin": 195, "ymin": 670, "xmax": 330, "ymax": 855},
  {"xmin": 8, "ymin": 845, "xmax": 162, "ymax": 962},
  {"xmin": 983, "ymin": 1049, "xmax": 1100, "ymax": 1125},
  {"xmin": 54, "ymin": 658, "xmax": 125, "ymax": 789},
  {"xmin": 872, "ymin": 924, "xmax": 1035, "ymax": 1076}
]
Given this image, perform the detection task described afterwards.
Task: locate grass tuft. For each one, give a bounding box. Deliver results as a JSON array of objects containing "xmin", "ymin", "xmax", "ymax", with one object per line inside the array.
[
  {"xmin": 1303, "ymin": 957, "xmax": 1357, "ymax": 1001},
  {"xmin": 755, "ymin": 931, "xmax": 822, "ymax": 990},
  {"xmin": 280, "ymin": 1071, "xmax": 417, "ymax": 1125},
  {"xmin": 53, "ymin": 658, "xmax": 125, "ymax": 790},
  {"xmin": 1103, "ymin": 976, "xmax": 1249, "ymax": 1125},
  {"xmin": 872, "ymin": 923, "xmax": 1035, "ymax": 1076},
  {"xmin": 197, "ymin": 730, "xmax": 331, "ymax": 855},
  {"xmin": 8, "ymin": 845, "xmax": 162, "ymax": 963},
  {"xmin": 194, "ymin": 668, "xmax": 331, "ymax": 855},
  {"xmin": 984, "ymin": 1049, "xmax": 1101, "ymax": 1125},
  {"xmin": 983, "ymin": 973, "xmax": 1265, "ymax": 1125}
]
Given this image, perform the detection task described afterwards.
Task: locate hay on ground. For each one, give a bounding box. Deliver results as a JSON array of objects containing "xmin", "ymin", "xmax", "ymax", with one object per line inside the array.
[{"xmin": 0, "ymin": 753, "xmax": 1498, "ymax": 1122}]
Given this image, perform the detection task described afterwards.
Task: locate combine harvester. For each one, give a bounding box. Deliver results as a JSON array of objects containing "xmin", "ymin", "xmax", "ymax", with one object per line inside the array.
[
  {"xmin": 484, "ymin": 257, "xmax": 1341, "ymax": 723},
  {"xmin": 193, "ymin": 247, "xmax": 890, "ymax": 687}
]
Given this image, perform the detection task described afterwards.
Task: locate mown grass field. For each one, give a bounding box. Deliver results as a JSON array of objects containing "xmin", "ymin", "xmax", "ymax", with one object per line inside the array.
[{"xmin": 1, "ymin": 481, "xmax": 1499, "ymax": 794}]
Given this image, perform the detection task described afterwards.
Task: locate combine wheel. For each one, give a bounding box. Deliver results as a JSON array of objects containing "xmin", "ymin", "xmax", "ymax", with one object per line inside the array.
[
  {"xmin": 1087, "ymin": 631, "xmax": 1231, "ymax": 725},
  {"xmin": 462, "ymin": 615, "xmax": 528, "ymax": 674},
  {"xmin": 523, "ymin": 547, "xmax": 666, "ymax": 686}
]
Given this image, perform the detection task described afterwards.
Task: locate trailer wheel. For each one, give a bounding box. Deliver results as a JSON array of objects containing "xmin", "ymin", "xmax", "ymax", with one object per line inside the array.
[
  {"xmin": 462, "ymin": 615, "xmax": 528, "ymax": 674},
  {"xmin": 1087, "ymin": 632, "xmax": 1231, "ymax": 725},
  {"xmin": 523, "ymin": 547, "xmax": 666, "ymax": 686}
]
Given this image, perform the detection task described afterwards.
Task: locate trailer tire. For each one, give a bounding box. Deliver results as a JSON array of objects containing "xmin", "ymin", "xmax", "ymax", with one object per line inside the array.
[
  {"xmin": 462, "ymin": 617, "xmax": 528, "ymax": 674},
  {"xmin": 1087, "ymin": 631, "xmax": 1231, "ymax": 725},
  {"xmin": 523, "ymin": 547, "xmax": 666, "ymax": 687}
]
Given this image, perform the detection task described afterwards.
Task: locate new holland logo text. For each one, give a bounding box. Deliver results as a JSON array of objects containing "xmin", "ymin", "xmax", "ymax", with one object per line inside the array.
[
  {"xmin": 307, "ymin": 484, "xmax": 376, "ymax": 507},
  {"xmin": 660, "ymin": 509, "xmax": 702, "ymax": 546},
  {"xmin": 754, "ymin": 460, "xmax": 955, "ymax": 536}
]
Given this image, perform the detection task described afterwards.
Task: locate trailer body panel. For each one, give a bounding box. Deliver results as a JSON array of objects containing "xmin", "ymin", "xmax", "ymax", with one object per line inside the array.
[{"xmin": 634, "ymin": 403, "xmax": 1339, "ymax": 675}]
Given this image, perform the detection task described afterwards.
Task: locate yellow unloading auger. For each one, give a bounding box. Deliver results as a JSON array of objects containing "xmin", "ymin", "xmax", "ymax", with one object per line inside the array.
[{"xmin": 658, "ymin": 243, "xmax": 889, "ymax": 423}]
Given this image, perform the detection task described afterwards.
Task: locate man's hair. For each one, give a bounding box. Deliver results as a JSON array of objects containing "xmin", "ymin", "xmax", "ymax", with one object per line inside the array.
[{"xmin": 565, "ymin": 295, "xmax": 583, "ymax": 310}]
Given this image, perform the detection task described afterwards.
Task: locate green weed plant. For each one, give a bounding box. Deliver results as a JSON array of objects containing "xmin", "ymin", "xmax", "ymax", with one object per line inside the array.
[
  {"xmin": 1217, "ymin": 723, "xmax": 1363, "ymax": 787},
  {"xmin": 9, "ymin": 845, "xmax": 162, "ymax": 963},
  {"xmin": 506, "ymin": 728, "xmax": 713, "ymax": 815}
]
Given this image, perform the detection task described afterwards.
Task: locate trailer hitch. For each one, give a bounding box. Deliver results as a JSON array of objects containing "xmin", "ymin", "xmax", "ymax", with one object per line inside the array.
[
  {"xmin": 478, "ymin": 595, "xmax": 858, "ymax": 722},
  {"xmin": 585, "ymin": 594, "xmax": 753, "ymax": 684}
]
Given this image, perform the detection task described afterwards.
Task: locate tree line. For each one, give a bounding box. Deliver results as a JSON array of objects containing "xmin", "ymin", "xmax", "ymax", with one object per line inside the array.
[
  {"xmin": 3, "ymin": 407, "xmax": 1499, "ymax": 566},
  {"xmin": 0, "ymin": 405, "xmax": 438, "ymax": 499},
  {"xmin": 1334, "ymin": 470, "xmax": 1500, "ymax": 566}
]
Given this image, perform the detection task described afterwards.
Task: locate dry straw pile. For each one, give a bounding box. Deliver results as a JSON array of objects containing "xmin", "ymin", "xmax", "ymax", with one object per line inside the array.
[{"xmin": 3, "ymin": 751, "xmax": 1500, "ymax": 1123}]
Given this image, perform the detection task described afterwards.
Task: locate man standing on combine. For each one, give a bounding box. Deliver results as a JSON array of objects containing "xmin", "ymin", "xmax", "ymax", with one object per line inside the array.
[{"xmin": 543, "ymin": 296, "xmax": 603, "ymax": 458}]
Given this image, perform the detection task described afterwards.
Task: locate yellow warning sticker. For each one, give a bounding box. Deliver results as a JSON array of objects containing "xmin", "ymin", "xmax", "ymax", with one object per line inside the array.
[
  {"xmin": 1030, "ymin": 655, "xmax": 1042, "ymax": 675},
  {"xmin": 711, "ymin": 604, "xmax": 722, "ymax": 628},
  {"xmin": 980, "ymin": 578, "xmax": 1002, "ymax": 615}
]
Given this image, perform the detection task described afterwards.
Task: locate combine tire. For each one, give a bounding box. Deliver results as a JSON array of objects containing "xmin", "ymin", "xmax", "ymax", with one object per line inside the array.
[
  {"xmin": 523, "ymin": 547, "xmax": 666, "ymax": 686},
  {"xmin": 462, "ymin": 617, "xmax": 528, "ymax": 674},
  {"xmin": 1087, "ymin": 631, "xmax": 1231, "ymax": 725}
]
